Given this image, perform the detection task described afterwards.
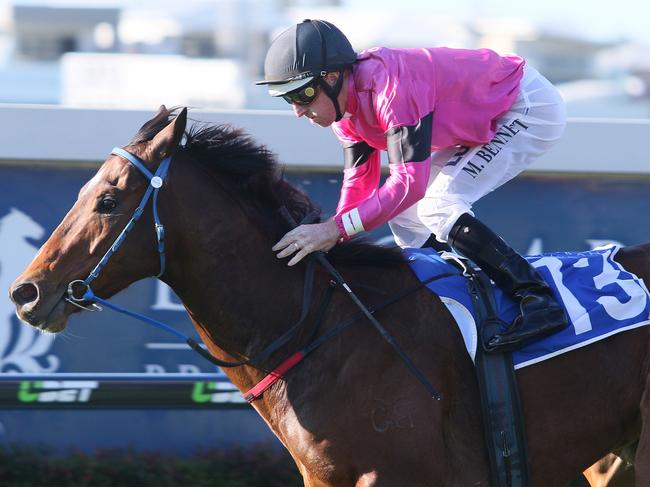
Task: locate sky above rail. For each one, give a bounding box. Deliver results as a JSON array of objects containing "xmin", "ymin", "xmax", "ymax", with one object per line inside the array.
[{"xmin": 350, "ymin": 0, "xmax": 648, "ymax": 43}]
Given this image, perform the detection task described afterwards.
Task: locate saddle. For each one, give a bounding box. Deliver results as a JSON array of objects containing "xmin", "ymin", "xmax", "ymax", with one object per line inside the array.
[{"xmin": 407, "ymin": 245, "xmax": 650, "ymax": 369}]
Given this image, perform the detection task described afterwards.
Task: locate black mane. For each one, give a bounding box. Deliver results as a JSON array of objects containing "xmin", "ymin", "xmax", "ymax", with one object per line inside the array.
[{"xmin": 131, "ymin": 108, "xmax": 403, "ymax": 265}]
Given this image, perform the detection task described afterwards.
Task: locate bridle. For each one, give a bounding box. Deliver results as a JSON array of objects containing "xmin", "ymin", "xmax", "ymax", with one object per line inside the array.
[
  {"xmin": 61, "ymin": 145, "xmax": 447, "ymax": 402},
  {"xmin": 65, "ymin": 147, "xmax": 172, "ymax": 309},
  {"xmin": 61, "ymin": 146, "xmax": 332, "ymax": 372}
]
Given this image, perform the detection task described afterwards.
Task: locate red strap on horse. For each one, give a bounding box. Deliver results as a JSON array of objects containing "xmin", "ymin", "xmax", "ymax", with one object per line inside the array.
[{"xmin": 243, "ymin": 351, "xmax": 305, "ymax": 403}]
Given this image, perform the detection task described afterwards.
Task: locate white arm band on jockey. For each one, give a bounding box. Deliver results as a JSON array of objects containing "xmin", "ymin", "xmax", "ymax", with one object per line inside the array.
[{"xmin": 341, "ymin": 208, "xmax": 365, "ymax": 237}]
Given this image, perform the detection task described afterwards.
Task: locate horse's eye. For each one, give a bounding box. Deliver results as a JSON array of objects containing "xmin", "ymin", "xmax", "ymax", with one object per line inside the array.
[{"xmin": 98, "ymin": 196, "xmax": 118, "ymax": 213}]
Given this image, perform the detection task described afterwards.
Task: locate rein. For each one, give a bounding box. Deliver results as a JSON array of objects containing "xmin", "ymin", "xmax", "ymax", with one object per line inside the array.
[
  {"xmin": 80, "ymin": 257, "xmax": 331, "ymax": 370},
  {"xmin": 243, "ymin": 271, "xmax": 458, "ymax": 402},
  {"xmin": 64, "ymin": 147, "xmax": 459, "ymax": 402},
  {"xmin": 279, "ymin": 208, "xmax": 444, "ymax": 401}
]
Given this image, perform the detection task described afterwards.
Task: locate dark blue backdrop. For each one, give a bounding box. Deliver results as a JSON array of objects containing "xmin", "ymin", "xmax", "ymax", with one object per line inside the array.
[{"xmin": 1, "ymin": 163, "xmax": 648, "ymax": 453}]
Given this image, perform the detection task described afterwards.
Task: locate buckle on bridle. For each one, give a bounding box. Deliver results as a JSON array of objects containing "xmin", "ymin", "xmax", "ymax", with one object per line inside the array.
[
  {"xmin": 65, "ymin": 280, "xmax": 102, "ymax": 312},
  {"xmin": 67, "ymin": 279, "xmax": 89, "ymax": 301}
]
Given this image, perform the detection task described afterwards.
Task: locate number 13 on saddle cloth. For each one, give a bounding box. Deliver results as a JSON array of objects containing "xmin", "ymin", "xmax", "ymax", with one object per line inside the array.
[{"xmin": 406, "ymin": 245, "xmax": 650, "ymax": 369}]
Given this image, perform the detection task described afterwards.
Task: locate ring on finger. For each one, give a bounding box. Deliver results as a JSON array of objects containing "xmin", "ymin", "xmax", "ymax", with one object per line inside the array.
[{"xmin": 293, "ymin": 242, "xmax": 300, "ymax": 251}]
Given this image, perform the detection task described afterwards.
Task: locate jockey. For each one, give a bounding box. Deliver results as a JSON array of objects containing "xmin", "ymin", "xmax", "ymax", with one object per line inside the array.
[{"xmin": 258, "ymin": 19, "xmax": 568, "ymax": 352}]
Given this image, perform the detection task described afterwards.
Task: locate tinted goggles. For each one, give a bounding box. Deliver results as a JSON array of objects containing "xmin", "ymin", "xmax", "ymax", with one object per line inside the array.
[{"xmin": 282, "ymin": 81, "xmax": 319, "ymax": 106}]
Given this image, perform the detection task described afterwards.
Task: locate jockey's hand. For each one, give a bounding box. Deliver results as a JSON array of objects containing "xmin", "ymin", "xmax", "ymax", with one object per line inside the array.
[{"xmin": 273, "ymin": 218, "xmax": 342, "ymax": 266}]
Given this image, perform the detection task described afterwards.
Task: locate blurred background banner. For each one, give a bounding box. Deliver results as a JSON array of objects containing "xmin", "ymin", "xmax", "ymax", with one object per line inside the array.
[
  {"xmin": 0, "ymin": 0, "xmax": 649, "ymax": 455},
  {"xmin": 0, "ymin": 0, "xmax": 649, "ymax": 115}
]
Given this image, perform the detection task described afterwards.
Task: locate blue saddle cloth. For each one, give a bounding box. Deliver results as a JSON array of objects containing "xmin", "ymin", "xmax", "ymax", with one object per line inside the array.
[{"xmin": 405, "ymin": 246, "xmax": 650, "ymax": 369}]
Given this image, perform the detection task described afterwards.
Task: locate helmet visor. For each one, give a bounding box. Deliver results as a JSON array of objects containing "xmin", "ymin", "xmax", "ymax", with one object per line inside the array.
[{"xmin": 267, "ymin": 76, "xmax": 315, "ymax": 97}]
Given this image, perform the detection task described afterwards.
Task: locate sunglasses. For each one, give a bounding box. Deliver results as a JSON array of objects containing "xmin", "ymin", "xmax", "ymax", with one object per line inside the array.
[{"xmin": 282, "ymin": 82, "xmax": 319, "ymax": 106}]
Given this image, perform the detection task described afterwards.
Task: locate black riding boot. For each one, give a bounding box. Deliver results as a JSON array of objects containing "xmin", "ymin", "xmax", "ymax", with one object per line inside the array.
[
  {"xmin": 448, "ymin": 213, "xmax": 568, "ymax": 352},
  {"xmin": 421, "ymin": 234, "xmax": 453, "ymax": 253}
]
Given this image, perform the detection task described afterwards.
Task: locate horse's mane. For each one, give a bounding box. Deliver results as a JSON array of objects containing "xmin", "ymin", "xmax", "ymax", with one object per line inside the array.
[{"xmin": 131, "ymin": 108, "xmax": 403, "ymax": 266}]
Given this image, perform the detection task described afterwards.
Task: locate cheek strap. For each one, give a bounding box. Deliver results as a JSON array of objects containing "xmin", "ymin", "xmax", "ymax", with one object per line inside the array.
[{"xmin": 318, "ymin": 72, "xmax": 345, "ymax": 122}]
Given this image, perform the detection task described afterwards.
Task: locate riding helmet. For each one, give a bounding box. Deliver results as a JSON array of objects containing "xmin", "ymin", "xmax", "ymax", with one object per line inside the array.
[{"xmin": 256, "ymin": 19, "xmax": 356, "ymax": 96}]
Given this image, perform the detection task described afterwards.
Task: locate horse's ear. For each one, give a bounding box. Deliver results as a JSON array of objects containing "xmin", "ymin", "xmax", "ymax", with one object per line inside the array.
[
  {"xmin": 150, "ymin": 105, "xmax": 168, "ymax": 122},
  {"xmin": 149, "ymin": 107, "xmax": 187, "ymax": 161}
]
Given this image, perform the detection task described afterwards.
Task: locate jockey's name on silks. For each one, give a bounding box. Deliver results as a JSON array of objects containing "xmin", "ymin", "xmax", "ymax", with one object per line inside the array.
[{"xmin": 405, "ymin": 245, "xmax": 650, "ymax": 369}]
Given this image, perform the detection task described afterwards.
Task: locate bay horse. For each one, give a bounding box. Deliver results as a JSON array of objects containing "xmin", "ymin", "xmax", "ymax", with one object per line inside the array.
[{"xmin": 9, "ymin": 107, "xmax": 649, "ymax": 486}]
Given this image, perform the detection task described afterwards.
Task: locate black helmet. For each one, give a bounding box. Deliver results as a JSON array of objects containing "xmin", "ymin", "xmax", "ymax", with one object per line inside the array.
[{"xmin": 256, "ymin": 19, "xmax": 356, "ymax": 96}]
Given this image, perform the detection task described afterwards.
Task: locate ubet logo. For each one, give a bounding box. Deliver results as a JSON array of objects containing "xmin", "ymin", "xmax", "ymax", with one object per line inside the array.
[
  {"xmin": 192, "ymin": 382, "xmax": 245, "ymax": 403},
  {"xmin": 18, "ymin": 381, "xmax": 99, "ymax": 403}
]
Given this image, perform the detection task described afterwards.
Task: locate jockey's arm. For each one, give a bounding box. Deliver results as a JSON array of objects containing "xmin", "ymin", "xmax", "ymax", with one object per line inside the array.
[
  {"xmin": 334, "ymin": 115, "xmax": 433, "ymax": 240},
  {"xmin": 336, "ymin": 140, "xmax": 381, "ymax": 215}
]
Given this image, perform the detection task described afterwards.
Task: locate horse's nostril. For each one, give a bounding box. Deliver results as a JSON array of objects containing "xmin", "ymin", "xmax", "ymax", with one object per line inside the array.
[{"xmin": 11, "ymin": 282, "xmax": 39, "ymax": 306}]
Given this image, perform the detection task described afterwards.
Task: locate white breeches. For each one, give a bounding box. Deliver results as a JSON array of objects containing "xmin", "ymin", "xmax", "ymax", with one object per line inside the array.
[{"xmin": 388, "ymin": 65, "xmax": 567, "ymax": 248}]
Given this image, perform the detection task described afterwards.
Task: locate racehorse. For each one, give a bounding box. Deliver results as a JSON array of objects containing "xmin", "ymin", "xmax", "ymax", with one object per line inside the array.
[{"xmin": 9, "ymin": 107, "xmax": 649, "ymax": 486}]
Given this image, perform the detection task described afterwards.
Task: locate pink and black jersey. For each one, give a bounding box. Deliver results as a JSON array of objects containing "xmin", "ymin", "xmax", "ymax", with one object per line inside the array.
[{"xmin": 332, "ymin": 47, "xmax": 524, "ymax": 239}]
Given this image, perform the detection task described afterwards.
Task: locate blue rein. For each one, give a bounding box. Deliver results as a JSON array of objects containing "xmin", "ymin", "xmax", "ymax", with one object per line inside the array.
[{"xmin": 62, "ymin": 148, "xmax": 445, "ymax": 398}]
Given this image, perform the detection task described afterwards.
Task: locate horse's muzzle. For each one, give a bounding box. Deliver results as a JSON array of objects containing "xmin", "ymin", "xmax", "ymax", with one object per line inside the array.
[{"xmin": 9, "ymin": 279, "xmax": 70, "ymax": 332}]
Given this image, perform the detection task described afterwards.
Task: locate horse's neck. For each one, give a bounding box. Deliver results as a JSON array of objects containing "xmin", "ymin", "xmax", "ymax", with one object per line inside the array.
[{"xmin": 162, "ymin": 192, "xmax": 308, "ymax": 393}]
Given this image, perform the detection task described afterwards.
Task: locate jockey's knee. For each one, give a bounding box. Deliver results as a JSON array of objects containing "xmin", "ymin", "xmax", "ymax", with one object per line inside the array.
[{"xmin": 416, "ymin": 198, "xmax": 472, "ymax": 243}]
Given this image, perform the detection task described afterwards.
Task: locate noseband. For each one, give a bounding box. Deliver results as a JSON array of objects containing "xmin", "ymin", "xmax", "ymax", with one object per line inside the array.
[{"xmin": 65, "ymin": 147, "xmax": 172, "ymax": 309}]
